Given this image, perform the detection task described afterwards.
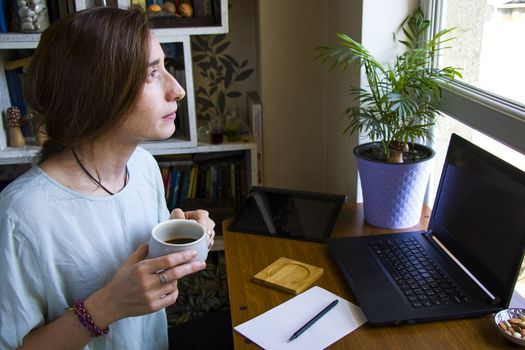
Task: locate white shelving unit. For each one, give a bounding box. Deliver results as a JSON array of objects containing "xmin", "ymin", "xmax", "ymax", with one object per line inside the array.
[{"xmin": 0, "ymin": 0, "xmax": 258, "ymax": 250}]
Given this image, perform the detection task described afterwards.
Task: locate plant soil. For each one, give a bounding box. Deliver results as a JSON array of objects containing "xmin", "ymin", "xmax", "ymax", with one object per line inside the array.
[{"xmin": 355, "ymin": 142, "xmax": 434, "ymax": 164}]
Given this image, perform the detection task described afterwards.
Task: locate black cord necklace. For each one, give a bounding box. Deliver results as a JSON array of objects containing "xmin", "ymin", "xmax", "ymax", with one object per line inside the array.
[{"xmin": 72, "ymin": 148, "xmax": 129, "ymax": 196}]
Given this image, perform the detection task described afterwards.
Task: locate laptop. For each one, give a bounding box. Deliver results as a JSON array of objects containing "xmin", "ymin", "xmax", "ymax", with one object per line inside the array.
[
  {"xmin": 229, "ymin": 186, "xmax": 346, "ymax": 242},
  {"xmin": 327, "ymin": 133, "xmax": 525, "ymax": 325}
]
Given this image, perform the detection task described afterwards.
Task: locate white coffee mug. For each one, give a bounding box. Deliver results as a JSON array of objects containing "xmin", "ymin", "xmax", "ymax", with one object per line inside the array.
[{"xmin": 148, "ymin": 219, "xmax": 210, "ymax": 262}]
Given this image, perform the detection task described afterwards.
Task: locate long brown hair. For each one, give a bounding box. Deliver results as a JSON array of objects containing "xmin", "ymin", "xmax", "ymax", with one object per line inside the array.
[{"xmin": 24, "ymin": 7, "xmax": 151, "ymax": 162}]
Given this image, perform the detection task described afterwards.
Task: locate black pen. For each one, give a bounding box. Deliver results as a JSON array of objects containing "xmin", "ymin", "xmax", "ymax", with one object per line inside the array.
[{"xmin": 287, "ymin": 299, "xmax": 339, "ymax": 342}]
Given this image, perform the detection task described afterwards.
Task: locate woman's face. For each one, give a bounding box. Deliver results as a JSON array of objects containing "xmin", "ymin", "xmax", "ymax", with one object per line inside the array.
[{"xmin": 118, "ymin": 33, "xmax": 186, "ymax": 144}]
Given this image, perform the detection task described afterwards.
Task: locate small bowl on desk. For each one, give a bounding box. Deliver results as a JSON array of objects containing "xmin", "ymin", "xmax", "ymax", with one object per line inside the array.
[{"xmin": 494, "ymin": 308, "xmax": 525, "ymax": 346}]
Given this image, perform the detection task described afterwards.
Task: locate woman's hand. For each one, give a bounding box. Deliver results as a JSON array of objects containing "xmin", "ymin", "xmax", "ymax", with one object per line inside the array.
[
  {"xmin": 170, "ymin": 208, "xmax": 216, "ymax": 248},
  {"xmin": 85, "ymin": 243, "xmax": 206, "ymax": 328}
]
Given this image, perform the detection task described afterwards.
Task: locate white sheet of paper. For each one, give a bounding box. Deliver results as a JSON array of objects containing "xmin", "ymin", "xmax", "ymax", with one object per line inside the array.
[{"xmin": 234, "ymin": 286, "xmax": 367, "ymax": 350}]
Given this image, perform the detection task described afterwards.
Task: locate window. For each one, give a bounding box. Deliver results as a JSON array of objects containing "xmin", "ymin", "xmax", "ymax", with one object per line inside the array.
[
  {"xmin": 438, "ymin": 0, "xmax": 525, "ymax": 106},
  {"xmin": 429, "ymin": 114, "xmax": 525, "ymax": 204},
  {"xmin": 422, "ymin": 0, "xmax": 525, "ymax": 203},
  {"xmin": 423, "ymin": 0, "xmax": 525, "ymax": 290}
]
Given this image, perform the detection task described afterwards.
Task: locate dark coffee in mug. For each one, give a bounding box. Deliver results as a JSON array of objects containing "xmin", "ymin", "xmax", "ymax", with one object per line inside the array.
[
  {"xmin": 149, "ymin": 219, "xmax": 209, "ymax": 261},
  {"xmin": 165, "ymin": 237, "xmax": 197, "ymax": 244}
]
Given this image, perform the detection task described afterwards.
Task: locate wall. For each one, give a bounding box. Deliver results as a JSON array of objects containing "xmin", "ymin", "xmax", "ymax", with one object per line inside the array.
[
  {"xmin": 323, "ymin": 1, "xmax": 362, "ymax": 200},
  {"xmin": 217, "ymin": 0, "xmax": 258, "ymax": 117},
  {"xmin": 257, "ymin": 0, "xmax": 362, "ymax": 197},
  {"xmin": 191, "ymin": 0, "xmax": 258, "ymax": 125},
  {"xmin": 257, "ymin": 0, "xmax": 325, "ymax": 192}
]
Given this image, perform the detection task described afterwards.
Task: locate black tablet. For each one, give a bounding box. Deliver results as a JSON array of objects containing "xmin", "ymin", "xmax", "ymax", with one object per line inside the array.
[{"xmin": 228, "ymin": 186, "xmax": 347, "ymax": 242}]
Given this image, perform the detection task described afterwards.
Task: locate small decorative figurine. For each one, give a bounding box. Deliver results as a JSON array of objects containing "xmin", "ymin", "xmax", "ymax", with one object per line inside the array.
[
  {"xmin": 24, "ymin": 110, "xmax": 48, "ymax": 146},
  {"xmin": 6, "ymin": 106, "xmax": 26, "ymax": 147},
  {"xmin": 179, "ymin": 1, "xmax": 193, "ymax": 17}
]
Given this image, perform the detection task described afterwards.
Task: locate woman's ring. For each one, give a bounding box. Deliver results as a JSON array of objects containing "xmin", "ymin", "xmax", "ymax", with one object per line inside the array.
[
  {"xmin": 206, "ymin": 229, "xmax": 214, "ymax": 249},
  {"xmin": 159, "ymin": 272, "xmax": 169, "ymax": 285}
]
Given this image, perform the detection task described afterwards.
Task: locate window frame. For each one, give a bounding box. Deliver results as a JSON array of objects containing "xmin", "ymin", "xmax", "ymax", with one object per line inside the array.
[{"xmin": 422, "ymin": 0, "xmax": 525, "ymax": 155}]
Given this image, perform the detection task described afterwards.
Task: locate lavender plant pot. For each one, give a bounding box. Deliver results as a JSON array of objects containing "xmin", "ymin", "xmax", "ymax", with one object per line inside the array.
[{"xmin": 354, "ymin": 142, "xmax": 435, "ymax": 229}]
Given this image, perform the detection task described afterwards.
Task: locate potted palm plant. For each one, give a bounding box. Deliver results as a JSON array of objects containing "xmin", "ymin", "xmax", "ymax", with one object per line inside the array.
[{"xmin": 317, "ymin": 8, "xmax": 461, "ymax": 228}]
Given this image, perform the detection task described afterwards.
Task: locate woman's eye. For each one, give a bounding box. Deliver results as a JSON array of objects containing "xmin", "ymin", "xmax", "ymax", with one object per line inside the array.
[{"xmin": 147, "ymin": 69, "xmax": 160, "ymax": 81}]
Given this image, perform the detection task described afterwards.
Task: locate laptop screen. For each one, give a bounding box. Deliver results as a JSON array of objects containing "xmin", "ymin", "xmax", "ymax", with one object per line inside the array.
[
  {"xmin": 430, "ymin": 134, "xmax": 525, "ymax": 304},
  {"xmin": 229, "ymin": 186, "xmax": 346, "ymax": 242}
]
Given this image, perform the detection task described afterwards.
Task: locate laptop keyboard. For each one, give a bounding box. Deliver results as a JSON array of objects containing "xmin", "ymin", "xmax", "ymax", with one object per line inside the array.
[{"xmin": 369, "ymin": 237, "xmax": 470, "ymax": 308}]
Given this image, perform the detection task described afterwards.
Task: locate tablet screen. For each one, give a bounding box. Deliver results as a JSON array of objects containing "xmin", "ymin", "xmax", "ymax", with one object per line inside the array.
[{"xmin": 228, "ymin": 187, "xmax": 346, "ymax": 242}]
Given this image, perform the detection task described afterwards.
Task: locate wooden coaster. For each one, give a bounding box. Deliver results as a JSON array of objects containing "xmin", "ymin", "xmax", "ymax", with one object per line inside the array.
[{"xmin": 253, "ymin": 257, "xmax": 324, "ymax": 294}]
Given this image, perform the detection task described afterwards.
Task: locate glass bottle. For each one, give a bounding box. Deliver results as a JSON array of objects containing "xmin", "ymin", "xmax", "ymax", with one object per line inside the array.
[
  {"xmin": 209, "ymin": 115, "xmax": 224, "ymax": 144},
  {"xmin": 224, "ymin": 108, "xmax": 241, "ymax": 142}
]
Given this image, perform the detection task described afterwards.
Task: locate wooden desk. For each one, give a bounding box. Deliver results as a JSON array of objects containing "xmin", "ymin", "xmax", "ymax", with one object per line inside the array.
[{"xmin": 223, "ymin": 203, "xmax": 514, "ymax": 349}]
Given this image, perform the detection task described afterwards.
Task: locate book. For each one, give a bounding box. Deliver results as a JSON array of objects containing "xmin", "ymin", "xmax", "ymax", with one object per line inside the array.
[
  {"xmin": 247, "ymin": 91, "xmax": 263, "ymax": 184},
  {"xmin": 178, "ymin": 169, "xmax": 191, "ymax": 209},
  {"xmin": 157, "ymin": 154, "xmax": 195, "ymax": 208},
  {"xmin": 205, "ymin": 165, "xmax": 212, "ymax": 198},
  {"xmin": 215, "ymin": 163, "xmax": 226, "ymax": 198},
  {"xmin": 4, "ymin": 67, "xmax": 27, "ymax": 117},
  {"xmin": 209, "ymin": 164, "xmax": 217, "ymax": 198},
  {"xmin": 189, "ymin": 165, "xmax": 198, "ymax": 199},
  {"xmin": 193, "ymin": 0, "xmax": 204, "ymax": 18},
  {"xmin": 229, "ymin": 162, "xmax": 236, "ymax": 201},
  {"xmin": 234, "ymin": 162, "xmax": 242, "ymax": 209},
  {"xmin": 202, "ymin": 0, "xmax": 212, "ymax": 18},
  {"xmin": 158, "ymin": 151, "xmax": 249, "ymax": 213},
  {"xmin": 169, "ymin": 170, "xmax": 180, "ymax": 209},
  {"xmin": 0, "ymin": 0, "xmax": 7, "ymax": 32},
  {"xmin": 4, "ymin": 57, "xmax": 34, "ymax": 138},
  {"xmin": 165, "ymin": 168, "xmax": 173, "ymax": 201}
]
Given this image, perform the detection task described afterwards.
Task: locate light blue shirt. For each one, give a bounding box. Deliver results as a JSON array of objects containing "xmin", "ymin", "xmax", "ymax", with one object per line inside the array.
[{"xmin": 0, "ymin": 147, "xmax": 170, "ymax": 349}]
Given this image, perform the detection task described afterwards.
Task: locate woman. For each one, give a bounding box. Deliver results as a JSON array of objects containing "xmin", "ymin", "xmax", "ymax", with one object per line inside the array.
[{"xmin": 0, "ymin": 7, "xmax": 216, "ymax": 349}]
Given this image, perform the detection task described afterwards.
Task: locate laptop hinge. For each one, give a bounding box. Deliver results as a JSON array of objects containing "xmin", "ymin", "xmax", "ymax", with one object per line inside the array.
[{"xmin": 424, "ymin": 230, "xmax": 497, "ymax": 302}]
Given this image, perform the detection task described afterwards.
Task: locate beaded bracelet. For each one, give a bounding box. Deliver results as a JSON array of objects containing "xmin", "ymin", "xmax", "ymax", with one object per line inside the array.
[{"xmin": 72, "ymin": 299, "xmax": 110, "ymax": 337}]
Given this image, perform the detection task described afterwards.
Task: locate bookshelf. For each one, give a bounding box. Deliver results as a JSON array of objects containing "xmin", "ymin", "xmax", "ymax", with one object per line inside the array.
[{"xmin": 0, "ymin": 0, "xmax": 258, "ymax": 251}]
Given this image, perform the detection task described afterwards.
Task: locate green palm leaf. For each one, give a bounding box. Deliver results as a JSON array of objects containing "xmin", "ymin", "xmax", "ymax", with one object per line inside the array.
[{"xmin": 316, "ymin": 7, "xmax": 461, "ymax": 162}]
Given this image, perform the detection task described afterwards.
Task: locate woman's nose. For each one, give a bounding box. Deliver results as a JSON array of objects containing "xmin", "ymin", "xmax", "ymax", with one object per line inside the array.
[{"xmin": 167, "ymin": 74, "xmax": 186, "ymax": 102}]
